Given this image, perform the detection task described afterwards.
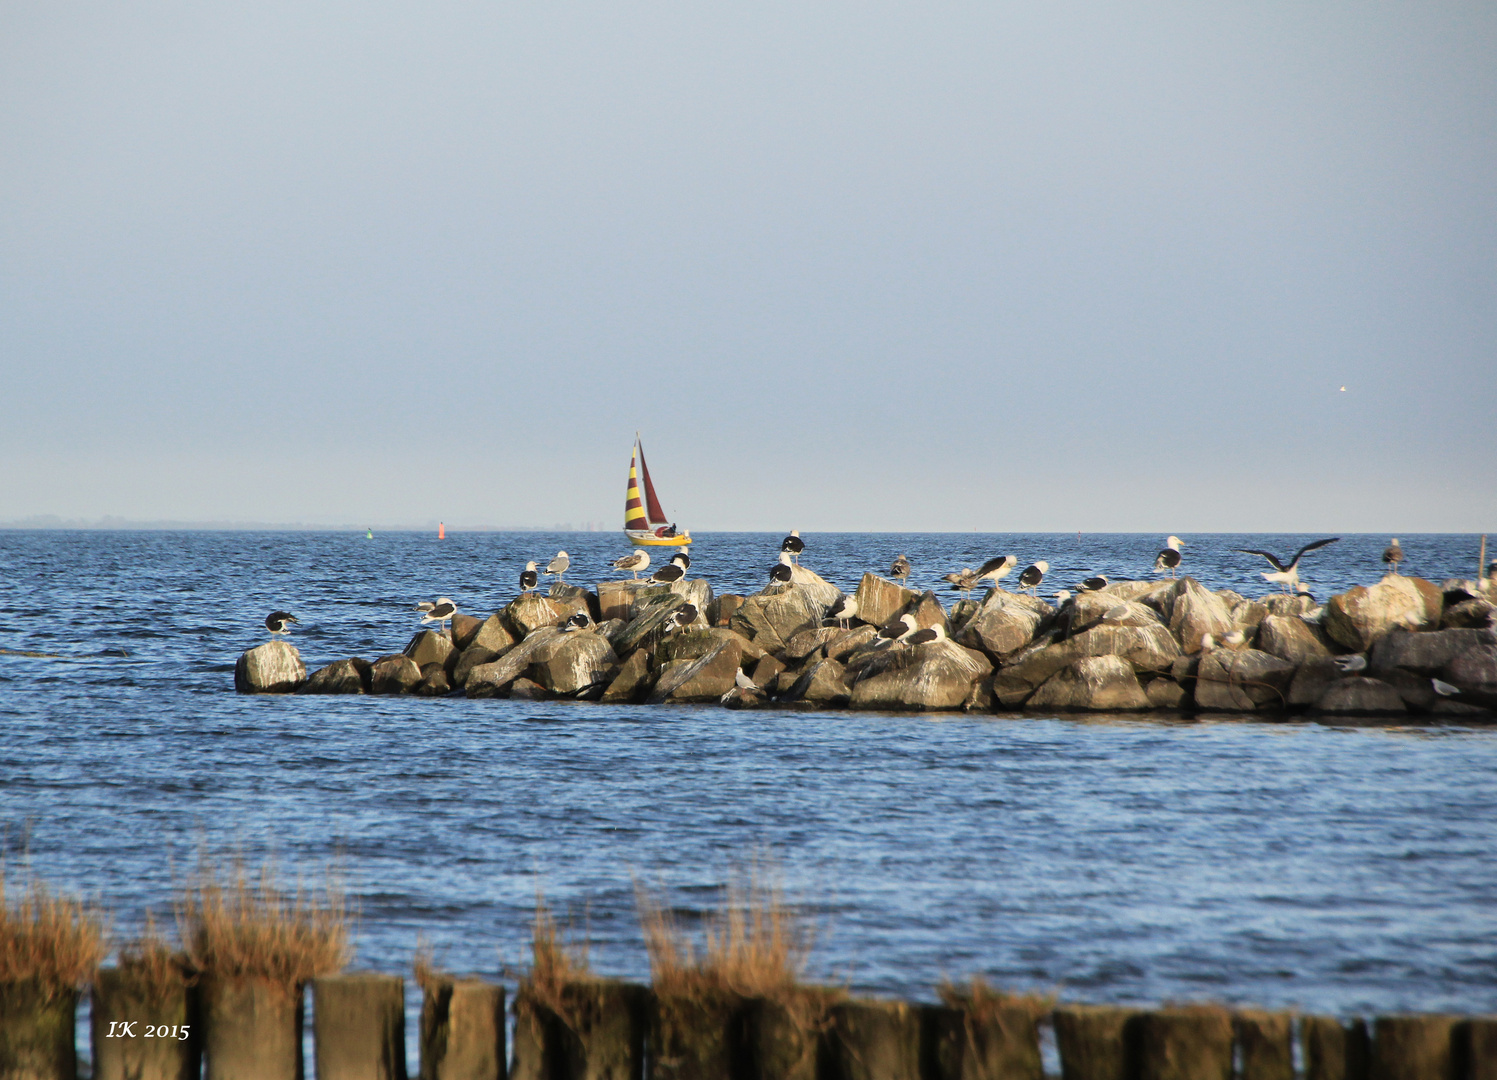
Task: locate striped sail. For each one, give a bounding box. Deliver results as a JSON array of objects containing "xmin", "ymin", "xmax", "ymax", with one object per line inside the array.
[{"xmin": 624, "ymin": 445, "xmax": 649, "ymax": 531}]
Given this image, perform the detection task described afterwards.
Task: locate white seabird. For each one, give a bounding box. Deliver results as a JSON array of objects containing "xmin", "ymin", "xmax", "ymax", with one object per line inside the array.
[
  {"xmin": 264, "ymin": 611, "xmax": 297, "ymax": 636},
  {"xmin": 1018, "ymin": 561, "xmax": 1048, "ymax": 594},
  {"xmin": 902, "ymin": 622, "xmax": 946, "ymax": 647},
  {"xmin": 612, "ymin": 551, "xmax": 650, "ymax": 580},
  {"xmin": 1432, "ymin": 678, "xmax": 1460, "ymax": 697},
  {"xmin": 420, "ymin": 597, "xmax": 458, "ymax": 638},
  {"xmin": 877, "ymin": 612, "xmax": 917, "ymax": 644},
  {"xmin": 825, "ymin": 595, "xmax": 858, "ymax": 629},
  {"xmin": 545, "ymin": 551, "xmax": 571, "ymax": 585},
  {"xmin": 975, "ymin": 555, "xmax": 1018, "ymax": 587},
  {"xmin": 1334, "ymin": 654, "xmax": 1367, "ymax": 673},
  {"xmin": 665, "ymin": 603, "xmax": 698, "ymax": 632},
  {"xmin": 1383, "ymin": 538, "xmax": 1404, "ymax": 574},
  {"xmin": 650, "ymin": 552, "xmax": 689, "ymax": 585},
  {"xmin": 519, "ymin": 561, "xmax": 539, "ymax": 593},
  {"xmin": 780, "ymin": 530, "xmax": 804, "ymax": 564},
  {"xmin": 1236, "ymin": 538, "xmax": 1341, "ymax": 594},
  {"xmin": 769, "ymin": 552, "xmax": 794, "ymax": 586},
  {"xmin": 1153, "ymin": 537, "xmax": 1184, "ymax": 578}
]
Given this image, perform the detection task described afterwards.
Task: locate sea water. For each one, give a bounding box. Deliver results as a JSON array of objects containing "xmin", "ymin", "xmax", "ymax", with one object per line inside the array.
[{"xmin": 1, "ymin": 530, "xmax": 1494, "ymax": 1033}]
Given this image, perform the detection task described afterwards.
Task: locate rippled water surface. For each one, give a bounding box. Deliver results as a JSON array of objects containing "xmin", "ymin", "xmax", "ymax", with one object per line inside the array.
[{"xmin": 2, "ymin": 530, "xmax": 1495, "ymax": 1022}]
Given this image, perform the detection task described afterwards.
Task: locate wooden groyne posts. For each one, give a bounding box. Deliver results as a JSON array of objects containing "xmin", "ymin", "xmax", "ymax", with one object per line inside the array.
[{"xmin": 5, "ymin": 974, "xmax": 1497, "ymax": 1080}]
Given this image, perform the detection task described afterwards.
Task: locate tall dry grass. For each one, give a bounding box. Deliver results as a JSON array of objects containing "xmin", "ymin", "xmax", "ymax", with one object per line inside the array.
[
  {"xmin": 519, "ymin": 893, "xmax": 592, "ymax": 1019},
  {"xmin": 636, "ymin": 868, "xmax": 813, "ymax": 1000},
  {"xmin": 0, "ymin": 866, "xmax": 107, "ymax": 1000},
  {"xmin": 178, "ymin": 857, "xmax": 349, "ymax": 992},
  {"xmin": 115, "ymin": 911, "xmax": 195, "ymax": 1004},
  {"xmin": 938, "ymin": 975, "xmax": 1053, "ymax": 1023}
]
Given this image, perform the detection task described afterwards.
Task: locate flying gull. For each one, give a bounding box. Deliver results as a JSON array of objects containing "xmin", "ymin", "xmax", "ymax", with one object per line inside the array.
[
  {"xmin": 1153, "ymin": 537, "xmax": 1185, "ymax": 578},
  {"xmin": 1236, "ymin": 538, "xmax": 1341, "ymax": 594}
]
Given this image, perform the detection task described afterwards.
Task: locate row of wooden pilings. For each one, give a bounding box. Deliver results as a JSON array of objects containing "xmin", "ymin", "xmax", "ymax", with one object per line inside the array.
[{"xmin": 3, "ymin": 971, "xmax": 1496, "ymax": 1080}]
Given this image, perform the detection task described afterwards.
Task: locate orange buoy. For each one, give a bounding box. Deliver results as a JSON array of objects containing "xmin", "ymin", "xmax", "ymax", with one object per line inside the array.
[{"xmin": 438, "ymin": 521, "xmax": 445, "ymax": 539}]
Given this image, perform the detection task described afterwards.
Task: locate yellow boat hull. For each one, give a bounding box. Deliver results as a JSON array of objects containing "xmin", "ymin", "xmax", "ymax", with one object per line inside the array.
[{"xmin": 627, "ymin": 530, "xmax": 692, "ymax": 547}]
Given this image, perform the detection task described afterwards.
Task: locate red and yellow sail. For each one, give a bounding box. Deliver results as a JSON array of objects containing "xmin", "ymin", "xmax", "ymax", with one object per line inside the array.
[
  {"xmin": 624, "ymin": 447, "xmax": 649, "ymax": 531},
  {"xmin": 623, "ymin": 436, "xmax": 690, "ymax": 546}
]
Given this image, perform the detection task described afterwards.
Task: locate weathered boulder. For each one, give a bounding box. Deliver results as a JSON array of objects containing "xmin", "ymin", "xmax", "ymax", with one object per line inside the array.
[
  {"xmin": 1445, "ymin": 644, "xmax": 1497, "ymax": 691},
  {"xmin": 1229, "ymin": 598, "xmax": 1271, "ymax": 636},
  {"xmin": 1164, "ymin": 578, "xmax": 1235, "ymax": 654},
  {"xmin": 527, "ymin": 632, "xmax": 620, "ymax": 698},
  {"xmin": 301, "ymin": 657, "xmax": 369, "ymax": 695},
  {"xmin": 786, "ymin": 658, "xmax": 852, "ymax": 706},
  {"xmin": 730, "ymin": 585, "xmax": 827, "ymax": 652},
  {"xmin": 1315, "ymin": 677, "xmax": 1406, "ymax": 715},
  {"xmin": 958, "ymin": 593, "xmax": 1053, "ymax": 658},
  {"xmin": 405, "ymin": 630, "xmax": 456, "ymax": 671},
  {"xmin": 613, "ymin": 593, "xmax": 687, "ymax": 655},
  {"xmin": 1194, "ymin": 648, "xmax": 1297, "ymax": 711},
  {"xmin": 633, "ymin": 579, "xmax": 714, "ymax": 622},
  {"xmin": 1256, "ymin": 615, "xmax": 1332, "ymax": 666},
  {"xmin": 721, "ymin": 685, "xmax": 769, "ymax": 709},
  {"xmin": 235, "ymin": 641, "xmax": 307, "ymax": 693},
  {"xmin": 1064, "ymin": 594, "xmax": 1159, "ymax": 637},
  {"xmin": 597, "ymin": 580, "xmax": 647, "ymax": 622},
  {"xmin": 708, "ymin": 594, "xmax": 744, "ymax": 628},
  {"xmin": 786, "ymin": 565, "xmax": 844, "ymax": 609},
  {"xmin": 504, "ymin": 594, "xmax": 570, "ymax": 637},
  {"xmin": 466, "ymin": 628, "xmax": 563, "ymax": 698},
  {"xmin": 1262, "ymin": 593, "xmax": 1319, "ymax": 617},
  {"xmin": 1146, "ymin": 677, "xmax": 1188, "ymax": 709},
  {"xmin": 600, "ymin": 649, "xmax": 653, "ymax": 704},
  {"xmin": 783, "ymin": 627, "xmax": 842, "ymax": 663},
  {"xmin": 751, "ymin": 654, "xmax": 786, "ymax": 689},
  {"xmin": 548, "ymin": 583, "xmax": 602, "ymax": 622},
  {"xmin": 1324, "ymin": 576, "xmax": 1442, "ymax": 651},
  {"xmin": 998, "ymin": 623, "xmax": 1181, "ymax": 694},
  {"xmin": 852, "ymin": 573, "xmax": 920, "ymax": 630},
  {"xmin": 450, "ymin": 613, "xmax": 483, "ymax": 649},
  {"xmin": 656, "ymin": 627, "xmax": 762, "ymax": 668},
  {"xmin": 452, "ymin": 646, "xmax": 500, "ymax": 689},
  {"xmin": 1370, "ymin": 628, "xmax": 1495, "ymax": 676},
  {"xmin": 417, "ymin": 663, "xmax": 451, "ymax": 696},
  {"xmin": 1443, "ymin": 598, "xmax": 1496, "ymax": 629},
  {"xmin": 510, "ymin": 677, "xmax": 551, "ymax": 700},
  {"xmin": 1026, "ymin": 656, "xmax": 1149, "ymax": 711},
  {"xmin": 827, "ymin": 625, "xmax": 879, "ymax": 663},
  {"xmin": 1287, "ymin": 657, "xmax": 1342, "ymax": 707},
  {"xmin": 469, "ymin": 613, "xmax": 518, "ymax": 656},
  {"xmin": 647, "ymin": 640, "xmax": 741, "ymax": 703},
  {"xmin": 1379, "ymin": 669, "xmax": 1439, "ymax": 711},
  {"xmin": 369, "ymin": 654, "xmax": 422, "ymax": 695},
  {"xmin": 849, "ymin": 640, "xmax": 993, "ymax": 711}
]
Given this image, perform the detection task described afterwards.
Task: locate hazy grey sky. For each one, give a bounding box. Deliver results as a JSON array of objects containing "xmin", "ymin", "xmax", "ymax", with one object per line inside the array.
[{"xmin": 3, "ymin": 2, "xmax": 1494, "ymax": 531}]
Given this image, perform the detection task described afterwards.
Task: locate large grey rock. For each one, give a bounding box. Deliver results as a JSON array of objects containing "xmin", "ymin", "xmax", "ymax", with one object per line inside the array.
[
  {"xmin": 647, "ymin": 640, "xmax": 742, "ymax": 703},
  {"xmin": 1262, "ymin": 593, "xmax": 1319, "ymax": 617},
  {"xmin": 596, "ymin": 579, "xmax": 648, "ymax": 622},
  {"xmin": 452, "ymin": 646, "xmax": 500, "ymax": 689},
  {"xmin": 503, "ymin": 594, "xmax": 570, "ymax": 637},
  {"xmin": 998, "ymin": 622, "xmax": 1181, "ymax": 694},
  {"xmin": 730, "ymin": 585, "xmax": 828, "ymax": 652},
  {"xmin": 708, "ymin": 594, "xmax": 744, "ymax": 628},
  {"xmin": 1324, "ymin": 576, "xmax": 1443, "ymax": 651},
  {"xmin": 849, "ymin": 640, "xmax": 993, "ymax": 711},
  {"xmin": 1315, "ymin": 677, "xmax": 1407, "ymax": 715},
  {"xmin": 751, "ymin": 654, "xmax": 786, "ymax": 689},
  {"xmin": 469, "ymin": 613, "xmax": 518, "ymax": 656},
  {"xmin": 465, "ymin": 627, "xmax": 563, "ymax": 698},
  {"xmin": 782, "ymin": 627, "xmax": 843, "ymax": 663},
  {"xmin": 1108, "ymin": 579, "xmax": 1174, "ymax": 607},
  {"xmin": 300, "ymin": 657, "xmax": 369, "ymax": 695},
  {"xmin": 613, "ymin": 593, "xmax": 687, "ymax": 655},
  {"xmin": 1194, "ymin": 648, "xmax": 1297, "ymax": 711},
  {"xmin": 1445, "ymin": 644, "xmax": 1497, "ymax": 690},
  {"xmin": 1027, "ymin": 656, "xmax": 1149, "ymax": 711},
  {"xmin": 958, "ymin": 593, "xmax": 1053, "ymax": 658},
  {"xmin": 1164, "ymin": 577, "xmax": 1235, "ymax": 654},
  {"xmin": 1229, "ymin": 598, "xmax": 1272, "ymax": 637},
  {"xmin": 526, "ymin": 632, "xmax": 620, "ymax": 697},
  {"xmin": 600, "ymin": 648, "xmax": 652, "ymax": 704},
  {"xmin": 417, "ymin": 662, "xmax": 451, "ymax": 696},
  {"xmin": 632, "ymin": 579, "xmax": 714, "ymax": 623},
  {"xmin": 235, "ymin": 641, "xmax": 307, "ymax": 693},
  {"xmin": 786, "ymin": 565, "xmax": 844, "ymax": 609},
  {"xmin": 405, "ymin": 630, "xmax": 456, "ymax": 671},
  {"xmin": 1288, "ymin": 657, "xmax": 1342, "ymax": 707},
  {"xmin": 1146, "ymin": 677, "xmax": 1188, "ymax": 709},
  {"xmin": 1443, "ymin": 598, "xmax": 1496, "ymax": 629},
  {"xmin": 1256, "ymin": 615, "xmax": 1332, "ymax": 666},
  {"xmin": 828, "ymin": 625, "xmax": 879, "ymax": 663},
  {"xmin": 1065, "ymin": 593, "xmax": 1159, "ymax": 637},
  {"xmin": 656, "ymin": 627, "xmax": 761, "ymax": 668},
  {"xmin": 369, "ymin": 654, "xmax": 421, "ymax": 695},
  {"xmin": 450, "ymin": 613, "xmax": 483, "ymax": 649},
  {"xmin": 1370, "ymin": 628, "xmax": 1496, "ymax": 676},
  {"xmin": 906, "ymin": 590, "xmax": 951, "ymax": 635},
  {"xmin": 786, "ymin": 658, "xmax": 852, "ymax": 706},
  {"xmin": 852, "ymin": 573, "xmax": 921, "ymax": 630}
]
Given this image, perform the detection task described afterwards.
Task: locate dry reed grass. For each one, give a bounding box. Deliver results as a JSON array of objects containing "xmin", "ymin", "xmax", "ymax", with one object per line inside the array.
[
  {"xmin": 518, "ymin": 893, "xmax": 592, "ymax": 1021},
  {"xmin": 115, "ymin": 912, "xmax": 195, "ymax": 1004},
  {"xmin": 178, "ymin": 856, "xmax": 349, "ymax": 993},
  {"xmin": 636, "ymin": 868, "xmax": 813, "ymax": 1000},
  {"xmin": 939, "ymin": 976, "xmax": 1054, "ymax": 1023},
  {"xmin": 0, "ymin": 866, "xmax": 107, "ymax": 1000}
]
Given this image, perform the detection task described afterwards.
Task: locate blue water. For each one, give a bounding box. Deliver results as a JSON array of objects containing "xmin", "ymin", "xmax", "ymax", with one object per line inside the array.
[{"xmin": 1, "ymin": 530, "xmax": 1495, "ymax": 1030}]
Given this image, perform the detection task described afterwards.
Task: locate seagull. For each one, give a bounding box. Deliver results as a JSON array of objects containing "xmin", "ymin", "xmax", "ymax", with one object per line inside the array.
[
  {"xmin": 420, "ymin": 597, "xmax": 457, "ymax": 638},
  {"xmin": 825, "ymin": 595, "xmax": 858, "ymax": 629},
  {"xmin": 1079, "ymin": 575, "xmax": 1108, "ymax": 592},
  {"xmin": 1383, "ymin": 538, "xmax": 1403, "ymax": 575},
  {"xmin": 1200, "ymin": 633, "xmax": 1216, "ymax": 653},
  {"xmin": 769, "ymin": 552, "xmax": 794, "ymax": 586},
  {"xmin": 414, "ymin": 600, "xmax": 435, "ymax": 614},
  {"xmin": 943, "ymin": 568, "xmax": 979, "ymax": 598},
  {"xmin": 877, "ymin": 612, "xmax": 917, "ymax": 644},
  {"xmin": 561, "ymin": 611, "xmax": 591, "ymax": 632},
  {"xmin": 780, "ymin": 530, "xmax": 804, "ymax": 564},
  {"xmin": 674, "ymin": 547, "xmax": 692, "ymax": 571},
  {"xmin": 545, "ymin": 551, "xmax": 571, "ymax": 585},
  {"xmin": 903, "ymin": 622, "xmax": 946, "ymax": 647},
  {"xmin": 665, "ymin": 603, "xmax": 698, "ymax": 632},
  {"xmin": 1334, "ymin": 654, "xmax": 1367, "ymax": 673},
  {"xmin": 722, "ymin": 667, "xmax": 760, "ymax": 704},
  {"xmin": 1018, "ymin": 561, "xmax": 1048, "ymax": 594},
  {"xmin": 1054, "ymin": 589, "xmax": 1072, "ymax": 605},
  {"xmin": 890, "ymin": 554, "xmax": 911, "ymax": 586},
  {"xmin": 264, "ymin": 611, "xmax": 297, "ymax": 637},
  {"xmin": 975, "ymin": 555, "xmax": 1018, "ymax": 587},
  {"xmin": 519, "ymin": 561, "xmax": 539, "ymax": 593},
  {"xmin": 612, "ymin": 551, "xmax": 650, "ymax": 580},
  {"xmin": 1153, "ymin": 537, "xmax": 1185, "ymax": 578},
  {"xmin": 1222, "ymin": 629, "xmax": 1248, "ymax": 650},
  {"xmin": 649, "ymin": 559, "xmax": 686, "ymax": 585},
  {"xmin": 1432, "ymin": 678, "xmax": 1460, "ymax": 697},
  {"xmin": 1236, "ymin": 538, "xmax": 1341, "ymax": 594}
]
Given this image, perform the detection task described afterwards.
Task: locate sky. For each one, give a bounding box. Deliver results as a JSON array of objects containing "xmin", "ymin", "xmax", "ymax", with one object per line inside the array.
[{"xmin": 2, "ymin": 1, "xmax": 1494, "ymax": 532}]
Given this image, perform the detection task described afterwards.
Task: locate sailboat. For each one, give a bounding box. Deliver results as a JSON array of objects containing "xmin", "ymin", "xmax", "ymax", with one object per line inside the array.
[{"xmin": 624, "ymin": 435, "xmax": 692, "ymax": 547}]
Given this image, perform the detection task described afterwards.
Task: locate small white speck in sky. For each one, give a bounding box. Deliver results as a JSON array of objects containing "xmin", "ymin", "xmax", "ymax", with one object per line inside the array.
[{"xmin": 1340, "ymin": 386, "xmax": 1347, "ymax": 391}]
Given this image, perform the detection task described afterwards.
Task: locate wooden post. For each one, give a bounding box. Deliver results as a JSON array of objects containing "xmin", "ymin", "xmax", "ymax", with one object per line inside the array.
[
  {"xmin": 821, "ymin": 1000, "xmax": 922, "ymax": 1080},
  {"xmin": 418, "ymin": 979, "xmax": 504, "ymax": 1080},
  {"xmin": 91, "ymin": 968, "xmax": 199, "ymax": 1080},
  {"xmin": 648, "ymin": 989, "xmax": 745, "ymax": 1080},
  {"xmin": 1052, "ymin": 1006, "xmax": 1140, "ymax": 1080},
  {"xmin": 312, "ymin": 974, "xmax": 406, "ymax": 1080},
  {"xmin": 1233, "ymin": 1011, "xmax": 1293, "ymax": 1080},
  {"xmin": 1464, "ymin": 1017, "xmax": 1497, "ymax": 1080},
  {"xmin": 1302, "ymin": 1016, "xmax": 1370, "ymax": 1080},
  {"xmin": 0, "ymin": 983, "xmax": 78, "ymax": 1080},
  {"xmin": 201, "ymin": 977, "xmax": 303, "ymax": 1080},
  {"xmin": 1369, "ymin": 1015, "xmax": 1458, "ymax": 1080},
  {"xmin": 1135, "ymin": 1007, "xmax": 1232, "ymax": 1080}
]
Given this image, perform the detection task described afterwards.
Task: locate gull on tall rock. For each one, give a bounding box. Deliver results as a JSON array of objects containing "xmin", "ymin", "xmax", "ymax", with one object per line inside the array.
[
  {"xmin": 780, "ymin": 530, "xmax": 804, "ymax": 564},
  {"xmin": 265, "ymin": 611, "xmax": 298, "ymax": 637},
  {"xmin": 612, "ymin": 551, "xmax": 650, "ymax": 580},
  {"xmin": 1018, "ymin": 561, "xmax": 1048, "ymax": 594},
  {"xmin": 1153, "ymin": 537, "xmax": 1185, "ymax": 578},
  {"xmin": 519, "ymin": 561, "xmax": 539, "ymax": 593},
  {"xmin": 545, "ymin": 551, "xmax": 570, "ymax": 585},
  {"xmin": 420, "ymin": 597, "xmax": 458, "ymax": 638},
  {"xmin": 1383, "ymin": 538, "xmax": 1404, "ymax": 574},
  {"xmin": 1079, "ymin": 575, "xmax": 1108, "ymax": 592},
  {"xmin": 768, "ymin": 552, "xmax": 794, "ymax": 586},
  {"xmin": 976, "ymin": 555, "xmax": 1018, "ymax": 587},
  {"xmin": 649, "ymin": 555, "xmax": 687, "ymax": 585},
  {"xmin": 665, "ymin": 603, "xmax": 698, "ymax": 633},
  {"xmin": 1236, "ymin": 538, "xmax": 1341, "ymax": 594},
  {"xmin": 943, "ymin": 568, "xmax": 979, "ymax": 598},
  {"xmin": 902, "ymin": 622, "xmax": 946, "ymax": 647},
  {"xmin": 825, "ymin": 595, "xmax": 858, "ymax": 629},
  {"xmin": 890, "ymin": 554, "xmax": 911, "ymax": 586}
]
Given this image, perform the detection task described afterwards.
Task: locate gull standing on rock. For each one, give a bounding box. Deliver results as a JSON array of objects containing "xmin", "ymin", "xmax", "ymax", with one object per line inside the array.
[
  {"xmin": 890, "ymin": 554, "xmax": 911, "ymax": 586},
  {"xmin": 265, "ymin": 611, "xmax": 298, "ymax": 637},
  {"xmin": 612, "ymin": 551, "xmax": 650, "ymax": 580},
  {"xmin": 768, "ymin": 552, "xmax": 794, "ymax": 586},
  {"xmin": 825, "ymin": 595, "xmax": 858, "ymax": 629},
  {"xmin": 1383, "ymin": 538, "xmax": 1404, "ymax": 574},
  {"xmin": 877, "ymin": 612, "xmax": 917, "ymax": 644},
  {"xmin": 976, "ymin": 555, "xmax": 1018, "ymax": 588},
  {"xmin": 1236, "ymin": 538, "xmax": 1341, "ymax": 594},
  {"xmin": 943, "ymin": 568, "xmax": 979, "ymax": 598},
  {"xmin": 1153, "ymin": 537, "xmax": 1185, "ymax": 578},
  {"xmin": 545, "ymin": 551, "xmax": 570, "ymax": 586},
  {"xmin": 780, "ymin": 530, "xmax": 804, "ymax": 565},
  {"xmin": 519, "ymin": 561, "xmax": 539, "ymax": 593},
  {"xmin": 1079, "ymin": 575, "xmax": 1109, "ymax": 592},
  {"xmin": 649, "ymin": 553, "xmax": 689, "ymax": 585},
  {"xmin": 902, "ymin": 622, "xmax": 945, "ymax": 647},
  {"xmin": 1018, "ymin": 561, "xmax": 1048, "ymax": 595},
  {"xmin": 420, "ymin": 597, "xmax": 458, "ymax": 638},
  {"xmin": 665, "ymin": 603, "xmax": 698, "ymax": 633}
]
